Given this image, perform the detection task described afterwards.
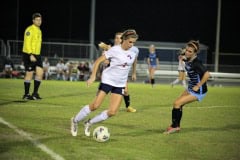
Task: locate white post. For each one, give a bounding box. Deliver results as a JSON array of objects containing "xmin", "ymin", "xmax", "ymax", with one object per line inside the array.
[
  {"xmin": 89, "ymin": 0, "xmax": 96, "ymax": 60},
  {"xmin": 214, "ymin": 0, "xmax": 221, "ymax": 72}
]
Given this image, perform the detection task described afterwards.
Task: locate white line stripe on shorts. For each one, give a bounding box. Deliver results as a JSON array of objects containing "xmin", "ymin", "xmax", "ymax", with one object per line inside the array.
[{"xmin": 0, "ymin": 117, "xmax": 65, "ymax": 160}]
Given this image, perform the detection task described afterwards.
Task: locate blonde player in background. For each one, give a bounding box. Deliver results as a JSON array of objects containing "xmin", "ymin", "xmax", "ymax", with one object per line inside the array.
[{"xmin": 146, "ymin": 44, "xmax": 159, "ymax": 87}]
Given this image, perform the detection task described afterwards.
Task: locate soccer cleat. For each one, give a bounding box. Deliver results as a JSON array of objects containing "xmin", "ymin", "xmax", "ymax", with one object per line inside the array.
[
  {"xmin": 71, "ymin": 117, "xmax": 78, "ymax": 136},
  {"xmin": 84, "ymin": 119, "xmax": 92, "ymax": 137},
  {"xmin": 22, "ymin": 94, "xmax": 33, "ymax": 100},
  {"xmin": 126, "ymin": 106, "xmax": 137, "ymax": 113},
  {"xmin": 163, "ymin": 126, "xmax": 181, "ymax": 134},
  {"xmin": 32, "ymin": 93, "xmax": 42, "ymax": 100}
]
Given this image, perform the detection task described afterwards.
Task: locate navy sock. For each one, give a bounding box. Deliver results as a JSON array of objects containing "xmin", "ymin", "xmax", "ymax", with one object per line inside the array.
[
  {"xmin": 171, "ymin": 108, "xmax": 182, "ymax": 128},
  {"xmin": 123, "ymin": 95, "xmax": 130, "ymax": 108}
]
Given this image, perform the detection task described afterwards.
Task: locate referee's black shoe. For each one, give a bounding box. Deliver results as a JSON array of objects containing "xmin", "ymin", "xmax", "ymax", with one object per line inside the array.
[
  {"xmin": 32, "ymin": 93, "xmax": 42, "ymax": 100},
  {"xmin": 22, "ymin": 94, "xmax": 33, "ymax": 100}
]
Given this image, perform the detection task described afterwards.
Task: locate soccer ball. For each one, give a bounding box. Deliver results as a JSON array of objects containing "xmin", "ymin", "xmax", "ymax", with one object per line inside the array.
[{"xmin": 92, "ymin": 126, "xmax": 110, "ymax": 142}]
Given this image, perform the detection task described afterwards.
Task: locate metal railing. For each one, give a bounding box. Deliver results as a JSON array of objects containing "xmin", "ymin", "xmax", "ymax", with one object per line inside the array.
[
  {"xmin": 0, "ymin": 39, "xmax": 7, "ymax": 56},
  {"xmin": 6, "ymin": 40, "xmax": 100, "ymax": 59}
]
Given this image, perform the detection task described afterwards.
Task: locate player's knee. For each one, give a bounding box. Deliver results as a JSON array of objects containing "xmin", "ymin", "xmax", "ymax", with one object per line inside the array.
[
  {"xmin": 173, "ymin": 101, "xmax": 182, "ymax": 108},
  {"xmin": 25, "ymin": 73, "xmax": 33, "ymax": 80}
]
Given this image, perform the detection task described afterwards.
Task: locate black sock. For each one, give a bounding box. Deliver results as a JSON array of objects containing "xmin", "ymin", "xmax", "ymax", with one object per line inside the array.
[
  {"xmin": 171, "ymin": 108, "xmax": 182, "ymax": 128},
  {"xmin": 178, "ymin": 109, "xmax": 182, "ymax": 127},
  {"xmin": 178, "ymin": 106, "xmax": 183, "ymax": 127},
  {"xmin": 151, "ymin": 78, "xmax": 155, "ymax": 85},
  {"xmin": 33, "ymin": 80, "xmax": 41, "ymax": 95},
  {"xmin": 24, "ymin": 81, "xmax": 30, "ymax": 95},
  {"xmin": 123, "ymin": 95, "xmax": 130, "ymax": 108}
]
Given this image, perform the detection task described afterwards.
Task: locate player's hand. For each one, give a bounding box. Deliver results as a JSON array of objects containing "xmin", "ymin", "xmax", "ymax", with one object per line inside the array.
[
  {"xmin": 30, "ymin": 55, "xmax": 37, "ymax": 62},
  {"xmin": 98, "ymin": 42, "xmax": 111, "ymax": 51},
  {"xmin": 192, "ymin": 85, "xmax": 199, "ymax": 92},
  {"xmin": 131, "ymin": 74, "xmax": 136, "ymax": 81},
  {"xmin": 103, "ymin": 59, "xmax": 110, "ymax": 65},
  {"xmin": 86, "ymin": 76, "xmax": 96, "ymax": 87}
]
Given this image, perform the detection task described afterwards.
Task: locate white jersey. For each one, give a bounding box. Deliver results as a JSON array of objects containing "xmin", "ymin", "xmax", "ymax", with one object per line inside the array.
[
  {"xmin": 43, "ymin": 61, "xmax": 50, "ymax": 68},
  {"xmin": 130, "ymin": 46, "xmax": 139, "ymax": 57},
  {"xmin": 178, "ymin": 60, "xmax": 185, "ymax": 71},
  {"xmin": 56, "ymin": 63, "xmax": 65, "ymax": 71},
  {"xmin": 115, "ymin": 45, "xmax": 139, "ymax": 56},
  {"xmin": 102, "ymin": 45, "xmax": 138, "ymax": 87}
]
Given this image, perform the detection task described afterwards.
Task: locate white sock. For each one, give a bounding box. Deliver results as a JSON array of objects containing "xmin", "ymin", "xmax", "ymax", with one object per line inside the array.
[
  {"xmin": 74, "ymin": 105, "xmax": 91, "ymax": 122},
  {"xmin": 89, "ymin": 110, "xmax": 109, "ymax": 124},
  {"xmin": 172, "ymin": 79, "xmax": 179, "ymax": 84},
  {"xmin": 182, "ymin": 80, "xmax": 187, "ymax": 88},
  {"xmin": 45, "ymin": 73, "xmax": 48, "ymax": 80}
]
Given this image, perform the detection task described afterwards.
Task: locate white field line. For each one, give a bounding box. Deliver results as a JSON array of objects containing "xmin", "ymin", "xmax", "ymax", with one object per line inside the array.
[
  {"xmin": 0, "ymin": 117, "xmax": 65, "ymax": 160},
  {"xmin": 188, "ymin": 105, "xmax": 238, "ymax": 109}
]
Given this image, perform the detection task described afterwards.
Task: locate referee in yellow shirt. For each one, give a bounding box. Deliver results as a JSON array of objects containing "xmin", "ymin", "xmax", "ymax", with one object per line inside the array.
[{"xmin": 22, "ymin": 13, "xmax": 43, "ymax": 100}]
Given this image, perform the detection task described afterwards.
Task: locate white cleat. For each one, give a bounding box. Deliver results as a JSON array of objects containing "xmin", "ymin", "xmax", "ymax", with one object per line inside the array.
[
  {"xmin": 71, "ymin": 117, "xmax": 78, "ymax": 137},
  {"xmin": 84, "ymin": 120, "xmax": 91, "ymax": 137}
]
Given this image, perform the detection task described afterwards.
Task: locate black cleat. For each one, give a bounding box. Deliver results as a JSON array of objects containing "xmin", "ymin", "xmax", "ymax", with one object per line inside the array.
[
  {"xmin": 22, "ymin": 94, "xmax": 33, "ymax": 100},
  {"xmin": 32, "ymin": 93, "xmax": 42, "ymax": 100}
]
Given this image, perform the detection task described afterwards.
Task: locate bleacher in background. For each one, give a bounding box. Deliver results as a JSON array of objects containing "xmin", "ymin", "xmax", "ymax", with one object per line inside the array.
[{"xmin": 0, "ymin": 39, "xmax": 239, "ymax": 85}]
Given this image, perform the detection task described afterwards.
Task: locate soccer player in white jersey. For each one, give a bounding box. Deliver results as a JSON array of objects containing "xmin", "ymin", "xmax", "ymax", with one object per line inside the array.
[
  {"xmin": 99, "ymin": 31, "xmax": 139, "ymax": 112},
  {"xmin": 71, "ymin": 29, "xmax": 139, "ymax": 137},
  {"xmin": 170, "ymin": 48, "xmax": 187, "ymax": 88}
]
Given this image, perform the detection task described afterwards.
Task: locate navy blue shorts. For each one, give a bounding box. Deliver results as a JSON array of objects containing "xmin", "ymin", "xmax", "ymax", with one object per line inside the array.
[{"xmin": 98, "ymin": 83, "xmax": 124, "ymax": 95}]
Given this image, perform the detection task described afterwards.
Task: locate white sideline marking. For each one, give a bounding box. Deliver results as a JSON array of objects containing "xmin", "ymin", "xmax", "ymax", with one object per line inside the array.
[
  {"xmin": 191, "ymin": 105, "xmax": 237, "ymax": 109},
  {"xmin": 0, "ymin": 117, "xmax": 65, "ymax": 160}
]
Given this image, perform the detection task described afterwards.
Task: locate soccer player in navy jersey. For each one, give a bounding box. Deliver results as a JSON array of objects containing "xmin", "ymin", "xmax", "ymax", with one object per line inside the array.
[
  {"xmin": 146, "ymin": 44, "xmax": 159, "ymax": 87},
  {"xmin": 164, "ymin": 40, "xmax": 210, "ymax": 134}
]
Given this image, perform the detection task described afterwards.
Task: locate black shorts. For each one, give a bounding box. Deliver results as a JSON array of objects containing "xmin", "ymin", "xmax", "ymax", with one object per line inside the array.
[
  {"xmin": 98, "ymin": 83, "xmax": 124, "ymax": 95},
  {"xmin": 22, "ymin": 53, "xmax": 43, "ymax": 72}
]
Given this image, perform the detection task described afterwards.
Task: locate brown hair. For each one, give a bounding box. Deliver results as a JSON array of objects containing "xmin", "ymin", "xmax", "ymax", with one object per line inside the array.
[
  {"xmin": 121, "ymin": 29, "xmax": 138, "ymax": 40},
  {"xmin": 32, "ymin": 13, "xmax": 42, "ymax": 20},
  {"xmin": 186, "ymin": 40, "xmax": 200, "ymax": 53}
]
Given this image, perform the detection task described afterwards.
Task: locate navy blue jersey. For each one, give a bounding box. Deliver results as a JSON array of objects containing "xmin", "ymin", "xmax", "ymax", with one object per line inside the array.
[
  {"xmin": 147, "ymin": 53, "xmax": 158, "ymax": 66},
  {"xmin": 185, "ymin": 57, "xmax": 208, "ymax": 94}
]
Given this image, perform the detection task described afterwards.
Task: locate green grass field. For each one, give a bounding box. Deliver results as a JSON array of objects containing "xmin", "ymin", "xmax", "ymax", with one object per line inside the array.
[{"xmin": 0, "ymin": 79, "xmax": 240, "ymax": 160}]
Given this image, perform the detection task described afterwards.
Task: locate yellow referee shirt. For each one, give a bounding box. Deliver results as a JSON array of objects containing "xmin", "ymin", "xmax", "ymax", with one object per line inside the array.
[{"xmin": 22, "ymin": 24, "xmax": 42, "ymax": 55}]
